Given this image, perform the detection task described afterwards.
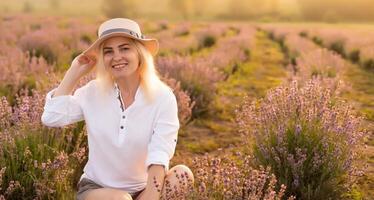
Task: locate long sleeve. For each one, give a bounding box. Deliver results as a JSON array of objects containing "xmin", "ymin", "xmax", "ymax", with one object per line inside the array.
[
  {"xmin": 145, "ymin": 92, "xmax": 180, "ymax": 172},
  {"xmin": 41, "ymin": 85, "xmax": 87, "ymax": 127}
]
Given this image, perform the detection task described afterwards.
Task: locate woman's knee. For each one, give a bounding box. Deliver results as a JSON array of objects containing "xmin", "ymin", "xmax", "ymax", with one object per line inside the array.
[
  {"xmin": 164, "ymin": 165, "xmax": 194, "ymax": 191},
  {"xmin": 161, "ymin": 165, "xmax": 194, "ymax": 198},
  {"xmin": 167, "ymin": 164, "xmax": 194, "ymax": 183}
]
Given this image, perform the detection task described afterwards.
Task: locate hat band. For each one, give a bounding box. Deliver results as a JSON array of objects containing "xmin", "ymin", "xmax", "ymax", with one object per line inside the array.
[{"xmin": 100, "ymin": 28, "xmax": 145, "ymax": 39}]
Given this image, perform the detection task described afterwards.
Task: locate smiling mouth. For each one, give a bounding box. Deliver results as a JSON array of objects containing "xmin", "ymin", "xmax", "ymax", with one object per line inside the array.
[{"xmin": 112, "ymin": 63, "xmax": 128, "ymax": 69}]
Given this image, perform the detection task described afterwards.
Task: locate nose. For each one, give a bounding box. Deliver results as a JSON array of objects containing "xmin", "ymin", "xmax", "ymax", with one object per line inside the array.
[{"xmin": 113, "ymin": 50, "xmax": 123, "ymax": 61}]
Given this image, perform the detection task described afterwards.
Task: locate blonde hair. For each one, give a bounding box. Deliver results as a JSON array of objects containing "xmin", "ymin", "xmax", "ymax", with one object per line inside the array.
[{"xmin": 95, "ymin": 37, "xmax": 165, "ymax": 102}]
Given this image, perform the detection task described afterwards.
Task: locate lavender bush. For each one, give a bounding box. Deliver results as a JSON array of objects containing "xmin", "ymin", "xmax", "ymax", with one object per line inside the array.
[
  {"xmin": 185, "ymin": 153, "xmax": 295, "ymax": 200},
  {"xmin": 295, "ymin": 48, "xmax": 345, "ymax": 80},
  {"xmin": 237, "ymin": 80, "xmax": 366, "ymax": 199},
  {"xmin": 0, "ymin": 89, "xmax": 88, "ymax": 199},
  {"xmin": 157, "ymin": 56, "xmax": 223, "ymax": 117},
  {"xmin": 162, "ymin": 76, "xmax": 195, "ymax": 125}
]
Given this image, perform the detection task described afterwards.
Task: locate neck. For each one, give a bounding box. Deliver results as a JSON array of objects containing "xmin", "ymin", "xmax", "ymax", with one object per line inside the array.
[{"xmin": 115, "ymin": 73, "xmax": 141, "ymax": 97}]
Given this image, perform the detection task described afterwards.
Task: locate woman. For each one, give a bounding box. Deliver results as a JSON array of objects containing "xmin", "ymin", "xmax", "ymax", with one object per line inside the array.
[{"xmin": 41, "ymin": 18, "xmax": 194, "ymax": 200}]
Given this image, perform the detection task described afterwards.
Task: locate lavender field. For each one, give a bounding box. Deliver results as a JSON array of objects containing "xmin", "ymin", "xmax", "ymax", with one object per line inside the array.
[{"xmin": 0, "ymin": 13, "xmax": 373, "ymax": 200}]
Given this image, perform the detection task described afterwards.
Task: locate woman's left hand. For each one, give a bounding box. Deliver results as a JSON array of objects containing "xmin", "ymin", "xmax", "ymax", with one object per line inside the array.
[{"xmin": 137, "ymin": 164, "xmax": 165, "ymax": 200}]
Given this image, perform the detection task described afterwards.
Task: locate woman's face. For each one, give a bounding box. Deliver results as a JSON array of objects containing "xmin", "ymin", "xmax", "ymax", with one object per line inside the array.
[{"xmin": 102, "ymin": 36, "xmax": 140, "ymax": 80}]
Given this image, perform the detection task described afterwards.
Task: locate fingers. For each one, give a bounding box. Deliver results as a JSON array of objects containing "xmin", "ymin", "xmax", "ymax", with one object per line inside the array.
[
  {"xmin": 78, "ymin": 54, "xmax": 96, "ymax": 65},
  {"xmin": 78, "ymin": 54, "xmax": 88, "ymax": 63},
  {"xmin": 88, "ymin": 56, "xmax": 97, "ymax": 64}
]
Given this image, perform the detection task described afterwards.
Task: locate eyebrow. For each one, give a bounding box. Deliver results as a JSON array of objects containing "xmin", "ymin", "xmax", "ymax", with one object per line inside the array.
[{"xmin": 103, "ymin": 43, "xmax": 130, "ymax": 50}]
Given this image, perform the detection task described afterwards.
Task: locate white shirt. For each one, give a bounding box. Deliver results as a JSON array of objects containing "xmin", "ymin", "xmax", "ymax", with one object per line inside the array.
[{"xmin": 41, "ymin": 79, "xmax": 179, "ymax": 194}]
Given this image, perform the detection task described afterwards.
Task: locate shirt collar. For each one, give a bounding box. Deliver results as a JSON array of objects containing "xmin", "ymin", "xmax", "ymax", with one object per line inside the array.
[{"xmin": 113, "ymin": 82, "xmax": 143, "ymax": 101}]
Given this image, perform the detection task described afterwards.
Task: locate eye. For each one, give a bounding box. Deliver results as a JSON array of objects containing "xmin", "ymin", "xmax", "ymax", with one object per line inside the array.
[
  {"xmin": 103, "ymin": 50, "xmax": 113, "ymax": 55},
  {"xmin": 120, "ymin": 47, "xmax": 129, "ymax": 51}
]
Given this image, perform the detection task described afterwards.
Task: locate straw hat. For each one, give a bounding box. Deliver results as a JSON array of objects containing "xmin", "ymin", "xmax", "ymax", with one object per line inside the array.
[{"xmin": 83, "ymin": 18, "xmax": 159, "ymax": 57}]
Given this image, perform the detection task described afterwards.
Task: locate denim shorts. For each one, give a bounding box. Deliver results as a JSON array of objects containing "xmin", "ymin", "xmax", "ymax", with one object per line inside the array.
[{"xmin": 76, "ymin": 178, "xmax": 144, "ymax": 200}]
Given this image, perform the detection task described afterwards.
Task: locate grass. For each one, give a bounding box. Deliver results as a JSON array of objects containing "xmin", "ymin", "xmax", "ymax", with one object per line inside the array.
[
  {"xmin": 342, "ymin": 65, "xmax": 374, "ymax": 120},
  {"xmin": 211, "ymin": 31, "xmax": 286, "ymax": 119},
  {"xmin": 341, "ymin": 62, "xmax": 374, "ymax": 199},
  {"xmin": 173, "ymin": 30, "xmax": 287, "ymax": 165}
]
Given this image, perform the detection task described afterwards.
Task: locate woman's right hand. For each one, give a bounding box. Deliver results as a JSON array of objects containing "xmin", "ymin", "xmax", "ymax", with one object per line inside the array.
[
  {"xmin": 69, "ymin": 54, "xmax": 96, "ymax": 80},
  {"xmin": 52, "ymin": 54, "xmax": 96, "ymax": 97}
]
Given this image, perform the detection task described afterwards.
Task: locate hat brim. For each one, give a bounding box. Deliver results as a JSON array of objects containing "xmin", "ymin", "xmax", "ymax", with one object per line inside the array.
[{"xmin": 83, "ymin": 32, "xmax": 159, "ymax": 57}]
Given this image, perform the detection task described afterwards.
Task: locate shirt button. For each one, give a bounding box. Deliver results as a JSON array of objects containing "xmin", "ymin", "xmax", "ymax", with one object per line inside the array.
[
  {"xmin": 122, "ymin": 116, "xmax": 126, "ymax": 119},
  {"xmin": 120, "ymin": 126, "xmax": 124, "ymax": 129}
]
